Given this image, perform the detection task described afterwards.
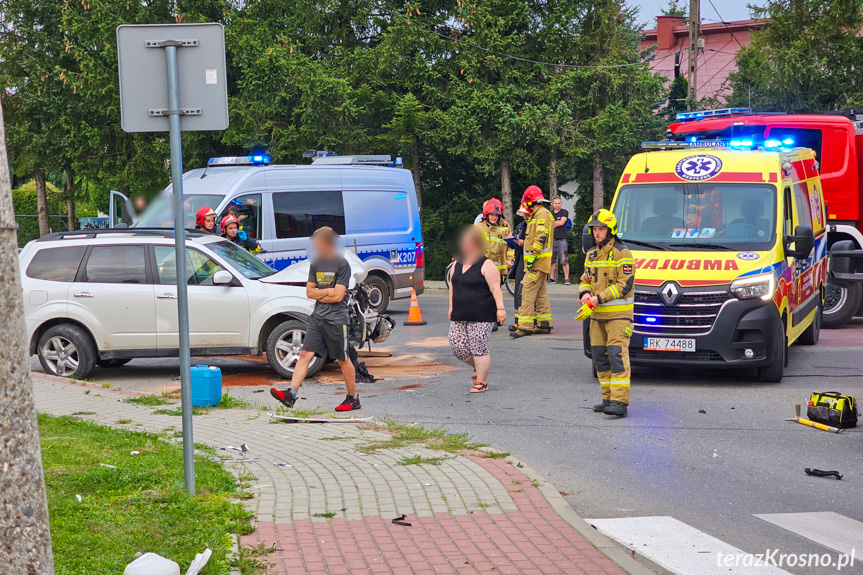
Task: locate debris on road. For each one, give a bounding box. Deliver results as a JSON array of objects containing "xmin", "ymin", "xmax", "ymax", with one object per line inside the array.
[
  {"xmin": 123, "ymin": 552, "xmax": 180, "ymax": 575},
  {"xmin": 392, "ymin": 514, "xmax": 412, "ymax": 527},
  {"xmin": 268, "ymin": 412, "xmax": 373, "ymax": 423},
  {"xmin": 698, "ymin": 409, "xmax": 706, "ymax": 414},
  {"xmin": 184, "ymin": 548, "xmax": 212, "ymax": 575},
  {"xmin": 804, "ymin": 468, "xmax": 843, "ymax": 480}
]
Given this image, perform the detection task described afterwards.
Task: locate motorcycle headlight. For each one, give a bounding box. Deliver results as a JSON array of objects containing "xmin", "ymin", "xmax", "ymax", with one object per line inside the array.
[{"xmin": 730, "ymin": 272, "xmax": 775, "ymax": 301}]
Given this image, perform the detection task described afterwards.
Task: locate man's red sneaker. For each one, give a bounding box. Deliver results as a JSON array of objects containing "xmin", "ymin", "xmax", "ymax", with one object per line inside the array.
[
  {"xmin": 335, "ymin": 395, "xmax": 361, "ymax": 412},
  {"xmin": 270, "ymin": 387, "xmax": 297, "ymax": 409}
]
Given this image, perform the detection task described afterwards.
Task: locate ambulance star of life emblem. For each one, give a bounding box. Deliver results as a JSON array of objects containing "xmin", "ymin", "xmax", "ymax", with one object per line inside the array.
[
  {"xmin": 660, "ymin": 282, "xmax": 681, "ymax": 306},
  {"xmin": 675, "ymin": 154, "xmax": 722, "ymax": 181}
]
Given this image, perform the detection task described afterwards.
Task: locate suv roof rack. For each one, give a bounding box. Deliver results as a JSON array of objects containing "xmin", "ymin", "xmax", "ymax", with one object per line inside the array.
[
  {"xmin": 311, "ymin": 154, "xmax": 401, "ymax": 167},
  {"xmin": 36, "ymin": 228, "xmax": 211, "ymax": 241}
]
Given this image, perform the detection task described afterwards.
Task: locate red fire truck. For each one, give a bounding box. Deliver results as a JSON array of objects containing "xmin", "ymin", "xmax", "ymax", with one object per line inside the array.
[{"xmin": 667, "ymin": 108, "xmax": 863, "ymax": 328}]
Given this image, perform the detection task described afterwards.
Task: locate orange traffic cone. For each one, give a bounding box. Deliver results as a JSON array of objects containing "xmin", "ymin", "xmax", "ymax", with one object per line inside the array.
[{"xmin": 403, "ymin": 289, "xmax": 427, "ymax": 326}]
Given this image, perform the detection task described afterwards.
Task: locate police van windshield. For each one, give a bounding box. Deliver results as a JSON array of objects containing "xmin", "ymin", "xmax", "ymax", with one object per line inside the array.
[
  {"xmin": 613, "ymin": 183, "xmax": 777, "ymax": 251},
  {"xmin": 134, "ymin": 194, "xmax": 225, "ymax": 228}
]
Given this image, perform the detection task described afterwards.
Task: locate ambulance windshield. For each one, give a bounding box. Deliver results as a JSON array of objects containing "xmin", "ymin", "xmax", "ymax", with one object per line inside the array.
[{"xmin": 613, "ymin": 183, "xmax": 776, "ymax": 251}]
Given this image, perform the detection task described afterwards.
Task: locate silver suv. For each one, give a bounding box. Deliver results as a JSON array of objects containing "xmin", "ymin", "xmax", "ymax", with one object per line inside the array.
[{"xmin": 18, "ymin": 229, "xmax": 361, "ymax": 379}]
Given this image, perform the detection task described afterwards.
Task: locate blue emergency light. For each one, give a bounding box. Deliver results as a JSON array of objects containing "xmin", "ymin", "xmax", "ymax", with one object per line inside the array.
[
  {"xmin": 207, "ymin": 155, "xmax": 271, "ymax": 166},
  {"xmin": 675, "ymin": 107, "xmax": 752, "ymax": 123},
  {"xmin": 645, "ymin": 317, "xmax": 658, "ymax": 324}
]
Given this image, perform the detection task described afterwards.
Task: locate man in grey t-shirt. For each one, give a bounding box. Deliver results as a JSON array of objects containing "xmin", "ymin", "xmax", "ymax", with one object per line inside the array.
[{"xmin": 271, "ymin": 227, "xmax": 360, "ymax": 412}]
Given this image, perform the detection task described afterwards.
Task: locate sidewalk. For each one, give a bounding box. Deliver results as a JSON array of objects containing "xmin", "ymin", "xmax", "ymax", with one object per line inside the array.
[{"xmin": 32, "ymin": 373, "xmax": 649, "ymax": 575}]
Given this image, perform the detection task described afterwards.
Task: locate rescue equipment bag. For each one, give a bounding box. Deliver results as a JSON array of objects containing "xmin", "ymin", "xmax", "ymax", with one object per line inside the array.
[{"xmin": 807, "ymin": 392, "xmax": 859, "ymax": 429}]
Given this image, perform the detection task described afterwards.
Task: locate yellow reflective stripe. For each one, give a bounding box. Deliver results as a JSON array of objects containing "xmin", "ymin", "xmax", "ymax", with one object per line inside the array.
[
  {"xmin": 609, "ymin": 380, "xmax": 630, "ymax": 387},
  {"xmin": 594, "ymin": 304, "xmax": 634, "ymax": 312},
  {"xmin": 598, "ymin": 379, "xmax": 611, "ymax": 384},
  {"xmin": 536, "ymin": 314, "xmax": 552, "ymax": 320},
  {"xmin": 488, "ymin": 237, "xmax": 507, "ymax": 243},
  {"xmin": 586, "ymin": 259, "xmax": 634, "ymax": 268},
  {"xmin": 579, "ymin": 284, "xmax": 592, "ymax": 292},
  {"xmin": 536, "ymin": 252, "xmax": 552, "ymax": 258},
  {"xmin": 608, "ymin": 285, "xmax": 620, "ymax": 299}
]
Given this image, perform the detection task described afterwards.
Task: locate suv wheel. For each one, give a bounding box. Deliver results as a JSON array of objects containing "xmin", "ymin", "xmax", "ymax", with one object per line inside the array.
[
  {"xmin": 266, "ymin": 319, "xmax": 324, "ymax": 379},
  {"xmin": 38, "ymin": 324, "xmax": 96, "ymax": 379},
  {"xmin": 364, "ymin": 275, "xmax": 390, "ymax": 313}
]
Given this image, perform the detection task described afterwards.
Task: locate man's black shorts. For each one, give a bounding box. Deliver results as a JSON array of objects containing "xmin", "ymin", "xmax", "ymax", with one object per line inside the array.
[{"xmin": 303, "ymin": 315, "xmax": 349, "ymax": 361}]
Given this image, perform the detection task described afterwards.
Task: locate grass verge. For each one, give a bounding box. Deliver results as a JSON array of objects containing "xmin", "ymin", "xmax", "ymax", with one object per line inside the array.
[
  {"xmin": 359, "ymin": 419, "xmax": 487, "ymax": 454},
  {"xmin": 40, "ymin": 414, "xmax": 255, "ymax": 574},
  {"xmin": 124, "ymin": 394, "xmax": 172, "ymax": 406}
]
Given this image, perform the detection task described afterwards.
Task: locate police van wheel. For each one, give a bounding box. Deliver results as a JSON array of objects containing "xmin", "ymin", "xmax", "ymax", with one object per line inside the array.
[
  {"xmin": 758, "ymin": 322, "xmax": 785, "ymax": 383},
  {"xmin": 266, "ymin": 320, "xmax": 324, "ymax": 379},
  {"xmin": 365, "ymin": 275, "xmax": 390, "ymax": 313},
  {"xmin": 823, "ymin": 281, "xmax": 861, "ymax": 329}
]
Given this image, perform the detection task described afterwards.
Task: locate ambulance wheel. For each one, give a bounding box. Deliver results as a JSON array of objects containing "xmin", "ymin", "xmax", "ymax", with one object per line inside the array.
[
  {"xmin": 758, "ymin": 321, "xmax": 785, "ymax": 382},
  {"xmin": 823, "ymin": 281, "xmax": 861, "ymax": 329},
  {"xmin": 798, "ymin": 303, "xmax": 821, "ymax": 346},
  {"xmin": 365, "ymin": 274, "xmax": 390, "ymax": 314}
]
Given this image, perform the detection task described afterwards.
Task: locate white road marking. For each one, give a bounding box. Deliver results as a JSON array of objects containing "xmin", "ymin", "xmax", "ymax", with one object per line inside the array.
[
  {"xmin": 755, "ymin": 512, "xmax": 862, "ymax": 564},
  {"xmin": 587, "ymin": 515, "xmax": 792, "ymax": 575}
]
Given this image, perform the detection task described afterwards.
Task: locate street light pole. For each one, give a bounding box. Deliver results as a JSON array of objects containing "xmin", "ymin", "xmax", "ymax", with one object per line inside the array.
[
  {"xmin": 687, "ymin": 0, "xmax": 700, "ymax": 110},
  {"xmin": 0, "ymin": 91, "xmax": 56, "ymax": 575},
  {"xmin": 165, "ymin": 43, "xmax": 195, "ymax": 496}
]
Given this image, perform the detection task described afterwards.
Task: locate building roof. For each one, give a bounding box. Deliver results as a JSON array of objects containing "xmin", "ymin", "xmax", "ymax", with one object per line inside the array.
[{"xmin": 639, "ymin": 16, "xmax": 766, "ymax": 101}]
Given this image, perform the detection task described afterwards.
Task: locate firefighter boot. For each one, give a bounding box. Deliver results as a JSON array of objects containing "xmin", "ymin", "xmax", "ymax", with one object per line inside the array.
[
  {"xmin": 593, "ymin": 400, "xmax": 610, "ymax": 413},
  {"xmin": 534, "ymin": 321, "xmax": 552, "ymax": 335},
  {"xmin": 510, "ymin": 325, "xmax": 535, "ymax": 338},
  {"xmin": 603, "ymin": 401, "xmax": 628, "ymax": 417},
  {"xmin": 508, "ymin": 324, "xmax": 518, "ymax": 332}
]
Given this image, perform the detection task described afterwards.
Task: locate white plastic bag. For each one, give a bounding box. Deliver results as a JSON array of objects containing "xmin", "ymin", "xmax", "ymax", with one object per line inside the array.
[{"xmin": 123, "ymin": 553, "xmax": 180, "ymax": 575}]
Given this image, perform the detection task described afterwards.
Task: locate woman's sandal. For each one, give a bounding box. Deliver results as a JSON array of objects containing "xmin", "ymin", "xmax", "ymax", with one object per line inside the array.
[{"xmin": 469, "ymin": 381, "xmax": 488, "ymax": 393}]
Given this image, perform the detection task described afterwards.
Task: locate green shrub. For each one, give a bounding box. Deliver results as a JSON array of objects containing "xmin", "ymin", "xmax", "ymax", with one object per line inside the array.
[{"xmin": 12, "ymin": 180, "xmax": 67, "ymax": 246}]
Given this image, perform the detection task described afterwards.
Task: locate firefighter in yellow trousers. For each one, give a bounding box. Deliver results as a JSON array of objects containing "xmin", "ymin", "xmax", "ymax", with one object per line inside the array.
[
  {"xmin": 511, "ymin": 186, "xmax": 554, "ymax": 338},
  {"xmin": 475, "ymin": 198, "xmax": 511, "ymax": 275},
  {"xmin": 579, "ymin": 209, "xmax": 635, "ymax": 417}
]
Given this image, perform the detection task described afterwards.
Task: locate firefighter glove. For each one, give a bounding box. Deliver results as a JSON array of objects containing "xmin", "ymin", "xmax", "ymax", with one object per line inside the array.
[{"xmin": 525, "ymin": 254, "xmax": 536, "ymax": 270}]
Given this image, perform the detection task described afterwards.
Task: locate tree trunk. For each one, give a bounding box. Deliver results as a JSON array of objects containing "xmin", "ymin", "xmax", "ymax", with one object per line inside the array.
[
  {"xmin": 410, "ymin": 146, "xmax": 422, "ymax": 210},
  {"xmin": 35, "ymin": 165, "xmax": 50, "ymax": 236},
  {"xmin": 65, "ymin": 167, "xmax": 75, "ymax": 232},
  {"xmin": 592, "ymin": 158, "xmax": 604, "ymax": 211},
  {"xmin": 0, "ymin": 91, "xmax": 56, "ymax": 575},
  {"xmin": 549, "ymin": 147, "xmax": 559, "ymax": 199},
  {"xmin": 500, "ymin": 158, "xmax": 513, "ymax": 225}
]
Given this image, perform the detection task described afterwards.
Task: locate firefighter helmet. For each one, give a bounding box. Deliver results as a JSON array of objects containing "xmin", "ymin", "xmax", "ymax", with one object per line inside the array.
[
  {"xmin": 586, "ymin": 209, "xmax": 618, "ymax": 236},
  {"xmin": 521, "ymin": 185, "xmax": 546, "ymax": 205},
  {"xmin": 221, "ymin": 214, "xmax": 240, "ymax": 233},
  {"xmin": 195, "ymin": 206, "xmax": 217, "ymax": 227},
  {"xmin": 482, "ymin": 198, "xmax": 504, "ymax": 218}
]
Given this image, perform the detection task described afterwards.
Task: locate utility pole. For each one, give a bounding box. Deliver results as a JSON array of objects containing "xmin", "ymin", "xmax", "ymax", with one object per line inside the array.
[
  {"xmin": 687, "ymin": 0, "xmax": 700, "ymax": 110},
  {"xmin": 0, "ymin": 95, "xmax": 56, "ymax": 574}
]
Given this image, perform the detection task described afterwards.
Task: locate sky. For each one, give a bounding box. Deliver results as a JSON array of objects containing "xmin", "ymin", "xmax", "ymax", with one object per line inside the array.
[{"xmin": 634, "ymin": 0, "xmax": 756, "ymax": 28}]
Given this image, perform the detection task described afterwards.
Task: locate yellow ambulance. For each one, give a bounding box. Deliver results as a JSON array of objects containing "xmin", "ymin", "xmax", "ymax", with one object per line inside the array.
[{"xmin": 587, "ymin": 141, "xmax": 826, "ymax": 382}]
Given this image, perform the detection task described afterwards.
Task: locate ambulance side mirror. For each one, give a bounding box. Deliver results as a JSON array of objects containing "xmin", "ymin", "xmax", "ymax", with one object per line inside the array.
[
  {"xmin": 582, "ymin": 225, "xmax": 593, "ymax": 254},
  {"xmin": 785, "ymin": 225, "xmax": 814, "ymax": 259}
]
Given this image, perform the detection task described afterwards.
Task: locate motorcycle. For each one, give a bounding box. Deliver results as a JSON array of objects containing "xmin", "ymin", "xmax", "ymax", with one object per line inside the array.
[{"xmin": 344, "ymin": 282, "xmax": 395, "ymax": 382}]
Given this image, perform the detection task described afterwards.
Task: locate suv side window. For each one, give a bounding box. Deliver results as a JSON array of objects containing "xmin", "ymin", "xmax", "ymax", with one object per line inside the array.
[
  {"xmin": 82, "ymin": 245, "xmax": 147, "ymax": 284},
  {"xmin": 26, "ymin": 246, "xmax": 87, "ymax": 282},
  {"xmin": 222, "ymin": 193, "xmax": 262, "ymax": 239},
  {"xmin": 273, "ymin": 191, "xmax": 345, "ymax": 238},
  {"xmin": 153, "ymin": 246, "xmax": 225, "ymax": 286}
]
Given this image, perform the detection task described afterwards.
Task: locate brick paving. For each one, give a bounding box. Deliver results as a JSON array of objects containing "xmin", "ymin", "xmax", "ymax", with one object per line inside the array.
[{"xmin": 32, "ymin": 374, "xmax": 636, "ymax": 575}]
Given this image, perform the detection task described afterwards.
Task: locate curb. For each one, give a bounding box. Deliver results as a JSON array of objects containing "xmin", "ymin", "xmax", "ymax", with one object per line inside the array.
[{"xmin": 478, "ymin": 447, "xmax": 656, "ymax": 575}]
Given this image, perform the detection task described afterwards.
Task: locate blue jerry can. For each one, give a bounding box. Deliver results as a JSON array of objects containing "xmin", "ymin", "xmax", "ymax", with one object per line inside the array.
[{"xmin": 190, "ymin": 365, "xmax": 222, "ymax": 407}]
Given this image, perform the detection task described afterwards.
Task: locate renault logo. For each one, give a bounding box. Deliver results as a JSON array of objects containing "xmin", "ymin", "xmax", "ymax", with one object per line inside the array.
[{"xmin": 660, "ymin": 282, "xmax": 680, "ymax": 306}]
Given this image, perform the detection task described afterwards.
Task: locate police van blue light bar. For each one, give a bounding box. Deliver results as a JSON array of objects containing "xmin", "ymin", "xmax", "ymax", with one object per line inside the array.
[
  {"xmin": 675, "ymin": 107, "xmax": 752, "ymax": 123},
  {"xmin": 207, "ymin": 155, "xmax": 271, "ymax": 167}
]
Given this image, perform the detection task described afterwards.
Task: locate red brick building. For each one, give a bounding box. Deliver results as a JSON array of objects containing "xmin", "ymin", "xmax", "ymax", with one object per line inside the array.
[{"xmin": 639, "ymin": 15, "xmax": 766, "ymax": 101}]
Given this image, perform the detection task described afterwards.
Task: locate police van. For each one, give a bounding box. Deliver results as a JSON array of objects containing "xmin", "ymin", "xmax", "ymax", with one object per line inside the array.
[
  {"xmin": 584, "ymin": 139, "xmax": 826, "ymax": 382},
  {"xmin": 128, "ymin": 154, "xmax": 424, "ymax": 311}
]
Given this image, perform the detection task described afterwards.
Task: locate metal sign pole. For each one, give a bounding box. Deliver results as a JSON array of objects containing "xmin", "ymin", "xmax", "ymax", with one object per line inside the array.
[{"xmin": 165, "ymin": 43, "xmax": 195, "ymax": 496}]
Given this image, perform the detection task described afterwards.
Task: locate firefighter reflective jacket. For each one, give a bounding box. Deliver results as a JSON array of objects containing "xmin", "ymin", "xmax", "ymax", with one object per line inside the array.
[
  {"xmin": 475, "ymin": 218, "xmax": 511, "ymax": 273},
  {"xmin": 578, "ymin": 237, "xmax": 635, "ymax": 320},
  {"xmin": 524, "ymin": 205, "xmax": 553, "ymax": 274}
]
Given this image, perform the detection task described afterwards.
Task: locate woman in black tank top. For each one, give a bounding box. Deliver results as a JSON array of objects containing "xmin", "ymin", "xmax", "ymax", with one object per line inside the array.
[{"xmin": 448, "ymin": 226, "xmax": 507, "ymax": 393}]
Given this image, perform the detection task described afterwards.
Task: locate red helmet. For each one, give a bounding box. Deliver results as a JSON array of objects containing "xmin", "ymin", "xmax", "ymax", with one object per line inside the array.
[
  {"xmin": 195, "ymin": 207, "xmax": 217, "ymax": 227},
  {"xmin": 221, "ymin": 214, "xmax": 240, "ymax": 232},
  {"xmin": 522, "ymin": 185, "xmax": 545, "ymax": 205},
  {"xmin": 482, "ymin": 198, "xmax": 504, "ymax": 218}
]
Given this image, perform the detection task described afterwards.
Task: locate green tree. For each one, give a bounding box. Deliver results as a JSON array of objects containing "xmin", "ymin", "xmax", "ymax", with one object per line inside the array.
[{"xmin": 728, "ymin": 0, "xmax": 863, "ymax": 112}]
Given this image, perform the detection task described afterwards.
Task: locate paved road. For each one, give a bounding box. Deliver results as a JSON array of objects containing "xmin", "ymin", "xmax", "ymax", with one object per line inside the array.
[{"xmin": 33, "ymin": 288, "xmax": 863, "ymax": 574}]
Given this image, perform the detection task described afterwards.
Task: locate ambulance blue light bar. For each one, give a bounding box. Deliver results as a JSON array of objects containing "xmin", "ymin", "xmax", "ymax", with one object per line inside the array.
[
  {"xmin": 675, "ymin": 107, "xmax": 752, "ymax": 123},
  {"xmin": 207, "ymin": 155, "xmax": 271, "ymax": 166},
  {"xmin": 642, "ymin": 137, "xmax": 795, "ymax": 151}
]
